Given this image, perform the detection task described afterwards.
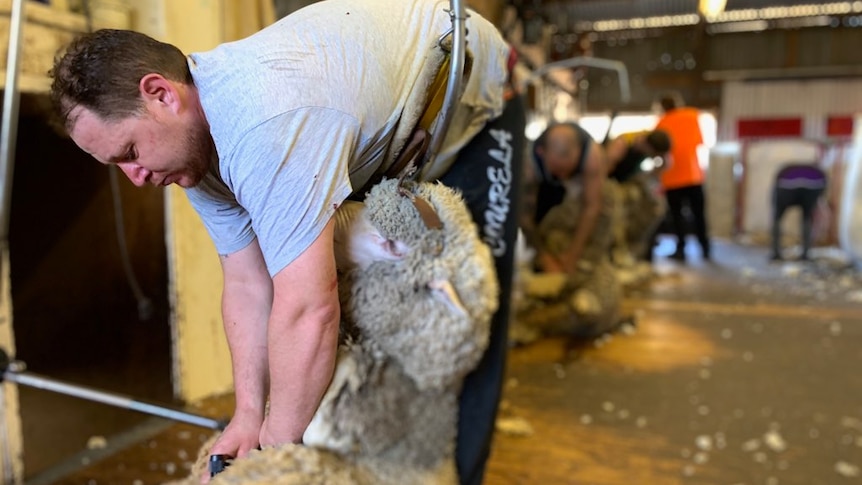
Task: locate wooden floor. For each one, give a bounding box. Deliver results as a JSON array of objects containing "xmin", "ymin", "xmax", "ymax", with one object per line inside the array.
[{"xmin": 27, "ymin": 240, "xmax": 862, "ymax": 484}]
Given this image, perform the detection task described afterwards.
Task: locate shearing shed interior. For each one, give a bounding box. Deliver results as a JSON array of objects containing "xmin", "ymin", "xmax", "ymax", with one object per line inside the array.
[{"xmin": 0, "ymin": 0, "xmax": 859, "ymax": 484}]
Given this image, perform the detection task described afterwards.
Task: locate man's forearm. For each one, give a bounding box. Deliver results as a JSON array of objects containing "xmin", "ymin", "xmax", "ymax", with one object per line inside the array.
[
  {"xmin": 222, "ymin": 283, "xmax": 272, "ymax": 417},
  {"xmin": 564, "ymin": 204, "xmax": 601, "ymax": 268},
  {"xmin": 265, "ymin": 293, "xmax": 340, "ymax": 443}
]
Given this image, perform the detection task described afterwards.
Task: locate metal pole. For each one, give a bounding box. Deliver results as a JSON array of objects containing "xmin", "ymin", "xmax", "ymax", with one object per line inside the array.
[
  {"xmin": 522, "ymin": 55, "xmax": 632, "ymax": 105},
  {"xmin": 425, "ymin": 0, "xmax": 468, "ymax": 167},
  {"xmin": 0, "ymin": 2, "xmax": 25, "ymax": 479},
  {"xmin": 0, "ymin": 0, "xmax": 26, "ymax": 243},
  {"xmin": 3, "ymin": 365, "xmax": 225, "ymax": 431}
]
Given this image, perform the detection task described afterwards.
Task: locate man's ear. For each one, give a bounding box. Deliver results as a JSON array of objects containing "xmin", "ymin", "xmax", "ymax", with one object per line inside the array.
[
  {"xmin": 535, "ymin": 145, "xmax": 545, "ymax": 160},
  {"xmin": 139, "ymin": 73, "xmax": 180, "ymax": 113}
]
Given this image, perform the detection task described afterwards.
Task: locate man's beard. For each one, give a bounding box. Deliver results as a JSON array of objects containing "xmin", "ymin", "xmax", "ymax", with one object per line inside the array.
[{"xmin": 182, "ymin": 125, "xmax": 216, "ymax": 188}]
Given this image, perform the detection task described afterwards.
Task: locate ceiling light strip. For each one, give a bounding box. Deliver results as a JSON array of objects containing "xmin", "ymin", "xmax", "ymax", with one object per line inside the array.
[{"xmin": 589, "ymin": 2, "xmax": 855, "ymax": 32}]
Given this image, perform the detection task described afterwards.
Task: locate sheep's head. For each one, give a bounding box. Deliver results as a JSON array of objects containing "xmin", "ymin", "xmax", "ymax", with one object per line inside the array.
[
  {"xmin": 338, "ymin": 179, "xmax": 499, "ymax": 391},
  {"xmin": 333, "ymin": 201, "xmax": 411, "ymax": 271}
]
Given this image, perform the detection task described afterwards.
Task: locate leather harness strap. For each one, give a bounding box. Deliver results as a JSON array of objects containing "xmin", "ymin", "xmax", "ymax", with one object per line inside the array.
[
  {"xmin": 358, "ymin": 52, "xmax": 454, "ymax": 230},
  {"xmin": 382, "ymin": 55, "xmax": 452, "ymax": 186},
  {"xmin": 360, "ymin": 42, "xmax": 512, "ymax": 231},
  {"xmin": 418, "ymin": 56, "xmax": 452, "ymax": 135}
]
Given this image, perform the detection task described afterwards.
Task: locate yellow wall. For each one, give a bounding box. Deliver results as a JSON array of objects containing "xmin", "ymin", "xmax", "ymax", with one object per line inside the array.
[
  {"xmin": 165, "ymin": 191, "xmax": 232, "ymax": 401},
  {"xmin": 0, "ymin": 247, "xmax": 23, "ymax": 483},
  {"xmin": 130, "ymin": 0, "xmax": 274, "ymax": 403},
  {"xmin": 127, "ymin": 0, "xmax": 231, "ymax": 403},
  {"xmin": 161, "ymin": 1, "xmax": 232, "ymax": 403},
  {"xmin": 136, "ymin": 0, "xmax": 229, "ymax": 402}
]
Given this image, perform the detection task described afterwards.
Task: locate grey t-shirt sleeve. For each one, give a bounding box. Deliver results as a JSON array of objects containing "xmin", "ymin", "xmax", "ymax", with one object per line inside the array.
[
  {"xmin": 228, "ymin": 108, "xmax": 357, "ymax": 277},
  {"xmin": 185, "ymin": 176, "xmax": 257, "ymax": 257}
]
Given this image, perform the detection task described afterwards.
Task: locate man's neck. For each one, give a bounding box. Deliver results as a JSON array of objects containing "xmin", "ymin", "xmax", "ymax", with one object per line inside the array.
[{"xmin": 182, "ymin": 83, "xmax": 210, "ymax": 131}]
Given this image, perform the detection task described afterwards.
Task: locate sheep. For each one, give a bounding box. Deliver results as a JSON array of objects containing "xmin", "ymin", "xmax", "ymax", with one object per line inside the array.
[
  {"xmin": 339, "ymin": 179, "xmax": 498, "ymax": 390},
  {"xmin": 587, "ymin": 174, "xmax": 666, "ymax": 288},
  {"xmin": 537, "ymin": 181, "xmax": 616, "ymax": 270},
  {"xmin": 511, "ymin": 181, "xmax": 623, "ymax": 344},
  {"xmin": 332, "ymin": 199, "xmax": 414, "ymax": 271},
  {"xmin": 167, "ymin": 178, "xmax": 498, "ymax": 485},
  {"xmin": 618, "ymin": 172, "xmax": 666, "ymax": 263},
  {"xmin": 512, "ymin": 172, "xmax": 665, "ymax": 345}
]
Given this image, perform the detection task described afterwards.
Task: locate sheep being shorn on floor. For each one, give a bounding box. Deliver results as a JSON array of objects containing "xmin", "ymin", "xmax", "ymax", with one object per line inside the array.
[
  {"xmin": 511, "ymin": 181, "xmax": 623, "ymax": 343},
  {"xmin": 169, "ymin": 178, "xmax": 498, "ymax": 485},
  {"xmin": 620, "ymin": 173, "xmax": 666, "ymax": 261},
  {"xmin": 603, "ymin": 174, "xmax": 665, "ymax": 287}
]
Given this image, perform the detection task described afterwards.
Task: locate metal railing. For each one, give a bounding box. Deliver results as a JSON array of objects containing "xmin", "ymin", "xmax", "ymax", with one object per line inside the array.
[{"xmin": 520, "ymin": 55, "xmax": 632, "ymax": 105}]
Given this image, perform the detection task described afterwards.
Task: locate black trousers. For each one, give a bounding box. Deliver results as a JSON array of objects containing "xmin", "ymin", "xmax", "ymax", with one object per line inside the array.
[
  {"xmin": 772, "ymin": 186, "xmax": 824, "ymax": 259},
  {"xmin": 438, "ymin": 96, "xmax": 525, "ymax": 485},
  {"xmin": 665, "ymin": 184, "xmax": 710, "ymax": 257}
]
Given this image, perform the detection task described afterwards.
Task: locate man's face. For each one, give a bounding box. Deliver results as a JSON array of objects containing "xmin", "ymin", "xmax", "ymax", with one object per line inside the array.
[
  {"xmin": 68, "ymin": 104, "xmax": 214, "ymax": 188},
  {"xmin": 539, "ymin": 125, "xmax": 581, "ymax": 179}
]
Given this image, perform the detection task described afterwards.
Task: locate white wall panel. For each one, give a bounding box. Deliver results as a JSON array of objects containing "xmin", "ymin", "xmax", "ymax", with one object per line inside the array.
[
  {"xmin": 720, "ymin": 79, "xmax": 862, "ymax": 141},
  {"xmin": 840, "ymin": 115, "xmax": 862, "ymax": 267},
  {"xmin": 741, "ymin": 140, "xmax": 821, "ymax": 239}
]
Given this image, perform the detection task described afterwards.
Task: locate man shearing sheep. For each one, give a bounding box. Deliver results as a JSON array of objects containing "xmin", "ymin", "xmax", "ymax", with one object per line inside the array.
[
  {"xmin": 49, "ymin": 1, "xmax": 525, "ymax": 483},
  {"xmin": 530, "ymin": 122, "xmax": 606, "ymax": 274}
]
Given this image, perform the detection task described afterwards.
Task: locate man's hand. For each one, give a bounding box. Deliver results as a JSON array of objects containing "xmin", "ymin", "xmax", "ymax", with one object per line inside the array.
[
  {"xmin": 560, "ymin": 250, "xmax": 581, "ymax": 275},
  {"xmin": 210, "ymin": 239, "xmax": 272, "ymax": 483},
  {"xmin": 537, "ymin": 252, "xmax": 565, "ymax": 273},
  {"xmin": 537, "ymin": 251, "xmax": 580, "ymax": 275},
  {"xmin": 210, "ymin": 409, "xmax": 263, "ymax": 457},
  {"xmin": 259, "ymin": 412, "xmax": 302, "ymax": 447},
  {"xmin": 201, "ymin": 409, "xmax": 263, "ymax": 483}
]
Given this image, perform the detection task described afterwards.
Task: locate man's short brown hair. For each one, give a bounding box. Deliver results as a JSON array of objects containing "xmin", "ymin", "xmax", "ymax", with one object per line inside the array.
[
  {"xmin": 646, "ymin": 129, "xmax": 671, "ymax": 155},
  {"xmin": 50, "ymin": 29, "xmax": 192, "ymax": 130}
]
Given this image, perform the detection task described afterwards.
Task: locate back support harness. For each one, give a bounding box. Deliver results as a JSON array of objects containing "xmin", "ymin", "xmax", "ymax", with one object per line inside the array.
[{"xmin": 366, "ymin": 31, "xmax": 517, "ymax": 231}]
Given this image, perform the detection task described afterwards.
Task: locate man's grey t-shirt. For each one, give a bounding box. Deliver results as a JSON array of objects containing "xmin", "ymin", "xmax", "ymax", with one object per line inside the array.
[{"xmin": 185, "ymin": 0, "xmax": 509, "ymax": 277}]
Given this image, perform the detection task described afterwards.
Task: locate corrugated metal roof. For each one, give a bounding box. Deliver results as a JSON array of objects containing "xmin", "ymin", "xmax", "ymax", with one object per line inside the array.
[
  {"xmin": 552, "ymin": 0, "xmax": 697, "ymax": 22},
  {"xmin": 538, "ymin": 0, "xmax": 852, "ymax": 23}
]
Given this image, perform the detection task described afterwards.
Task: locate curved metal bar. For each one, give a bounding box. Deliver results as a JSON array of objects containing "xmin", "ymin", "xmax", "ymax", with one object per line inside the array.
[
  {"xmin": 424, "ymin": 0, "xmax": 468, "ymax": 168},
  {"xmin": 521, "ymin": 55, "xmax": 632, "ymax": 104}
]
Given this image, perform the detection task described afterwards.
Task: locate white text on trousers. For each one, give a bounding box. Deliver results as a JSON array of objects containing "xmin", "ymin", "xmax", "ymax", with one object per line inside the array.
[{"xmin": 484, "ymin": 129, "xmax": 513, "ymax": 257}]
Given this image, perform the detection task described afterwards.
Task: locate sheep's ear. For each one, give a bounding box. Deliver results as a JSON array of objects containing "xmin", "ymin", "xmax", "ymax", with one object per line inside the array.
[
  {"xmin": 428, "ymin": 279, "xmax": 467, "ymax": 316},
  {"xmin": 410, "ymin": 195, "xmax": 443, "ymax": 230},
  {"xmin": 376, "ymin": 234, "xmax": 409, "ymax": 259}
]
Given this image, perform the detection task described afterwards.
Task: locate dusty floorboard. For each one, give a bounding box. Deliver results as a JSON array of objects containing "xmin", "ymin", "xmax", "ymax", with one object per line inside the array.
[
  {"xmin": 34, "ymin": 241, "xmax": 862, "ymax": 484},
  {"xmin": 485, "ymin": 243, "xmax": 862, "ymax": 485}
]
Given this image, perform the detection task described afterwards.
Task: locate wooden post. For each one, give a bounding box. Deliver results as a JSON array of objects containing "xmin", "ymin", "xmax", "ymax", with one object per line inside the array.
[
  {"xmin": 0, "ymin": 246, "xmax": 22, "ymax": 484},
  {"xmin": 130, "ymin": 0, "xmax": 275, "ymax": 403}
]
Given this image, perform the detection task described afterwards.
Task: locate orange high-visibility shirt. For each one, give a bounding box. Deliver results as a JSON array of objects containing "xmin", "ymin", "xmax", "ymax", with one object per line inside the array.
[{"xmin": 656, "ymin": 107, "xmax": 704, "ymax": 190}]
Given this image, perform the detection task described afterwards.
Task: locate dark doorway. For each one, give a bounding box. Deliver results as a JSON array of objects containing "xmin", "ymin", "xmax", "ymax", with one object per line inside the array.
[{"xmin": 8, "ymin": 98, "xmax": 173, "ymax": 479}]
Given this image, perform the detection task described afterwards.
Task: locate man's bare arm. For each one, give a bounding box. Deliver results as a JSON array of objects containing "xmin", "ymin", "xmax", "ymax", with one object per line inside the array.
[
  {"xmin": 260, "ymin": 218, "xmax": 340, "ymax": 445},
  {"xmin": 605, "ymin": 137, "xmax": 628, "ymax": 170},
  {"xmin": 206, "ymin": 239, "xmax": 273, "ymax": 474},
  {"xmin": 560, "ymin": 141, "xmax": 606, "ymax": 272}
]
